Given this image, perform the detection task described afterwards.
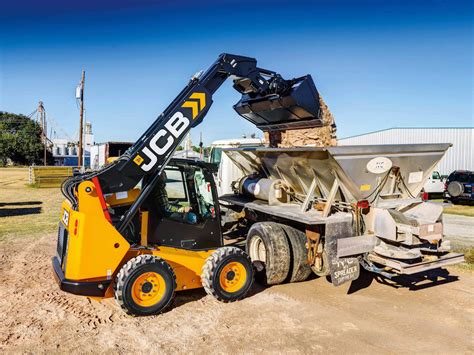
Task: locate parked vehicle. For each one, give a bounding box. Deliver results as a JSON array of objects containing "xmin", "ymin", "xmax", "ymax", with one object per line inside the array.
[
  {"xmin": 221, "ymin": 143, "xmax": 463, "ymax": 285},
  {"xmin": 444, "ymin": 170, "xmax": 474, "ymax": 204},
  {"xmin": 423, "ymin": 171, "xmax": 445, "ymax": 198}
]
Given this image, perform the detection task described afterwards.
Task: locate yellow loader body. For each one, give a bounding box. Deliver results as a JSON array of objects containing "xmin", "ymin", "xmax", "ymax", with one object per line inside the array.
[{"xmin": 53, "ymin": 181, "xmax": 213, "ymax": 298}]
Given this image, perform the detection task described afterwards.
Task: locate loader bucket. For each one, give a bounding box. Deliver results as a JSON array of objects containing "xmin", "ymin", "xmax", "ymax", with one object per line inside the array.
[
  {"xmin": 233, "ymin": 75, "xmax": 323, "ymax": 131},
  {"xmin": 224, "ymin": 144, "xmax": 451, "ymax": 203}
]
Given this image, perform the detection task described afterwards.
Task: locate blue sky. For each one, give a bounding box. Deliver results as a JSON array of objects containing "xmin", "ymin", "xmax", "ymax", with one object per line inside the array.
[{"xmin": 1, "ymin": 0, "xmax": 472, "ymax": 145}]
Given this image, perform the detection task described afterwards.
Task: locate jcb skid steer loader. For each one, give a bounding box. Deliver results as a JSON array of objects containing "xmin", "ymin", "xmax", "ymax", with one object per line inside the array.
[{"xmin": 52, "ymin": 53, "xmax": 324, "ymax": 315}]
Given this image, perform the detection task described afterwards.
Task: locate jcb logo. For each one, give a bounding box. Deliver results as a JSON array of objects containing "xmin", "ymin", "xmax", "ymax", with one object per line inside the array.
[{"xmin": 133, "ymin": 92, "xmax": 206, "ymax": 172}]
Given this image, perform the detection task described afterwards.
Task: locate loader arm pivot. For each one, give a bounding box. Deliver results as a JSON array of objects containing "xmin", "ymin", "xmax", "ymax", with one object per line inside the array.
[{"xmin": 62, "ymin": 53, "xmax": 323, "ymax": 233}]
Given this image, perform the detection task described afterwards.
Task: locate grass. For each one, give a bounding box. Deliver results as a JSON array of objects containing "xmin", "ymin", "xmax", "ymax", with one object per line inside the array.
[
  {"xmin": 451, "ymin": 247, "xmax": 474, "ymax": 271},
  {"xmin": 443, "ymin": 204, "xmax": 474, "ymax": 217},
  {"xmin": 0, "ymin": 168, "xmax": 63, "ymax": 241},
  {"xmin": 429, "ymin": 199, "xmax": 474, "ymax": 217}
]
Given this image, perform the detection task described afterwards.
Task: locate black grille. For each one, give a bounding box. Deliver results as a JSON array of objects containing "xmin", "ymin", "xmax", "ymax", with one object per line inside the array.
[{"xmin": 56, "ymin": 224, "xmax": 69, "ymax": 267}]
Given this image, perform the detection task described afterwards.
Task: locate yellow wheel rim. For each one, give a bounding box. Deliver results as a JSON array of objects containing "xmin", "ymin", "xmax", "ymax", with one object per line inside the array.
[
  {"xmin": 131, "ymin": 272, "xmax": 166, "ymax": 307},
  {"xmin": 219, "ymin": 261, "xmax": 247, "ymax": 293}
]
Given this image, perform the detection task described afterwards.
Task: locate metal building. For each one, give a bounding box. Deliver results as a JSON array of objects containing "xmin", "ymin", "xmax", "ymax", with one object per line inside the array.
[{"xmin": 339, "ymin": 127, "xmax": 473, "ymax": 175}]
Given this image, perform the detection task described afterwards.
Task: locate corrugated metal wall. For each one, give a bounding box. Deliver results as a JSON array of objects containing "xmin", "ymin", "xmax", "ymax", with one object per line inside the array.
[{"xmin": 339, "ymin": 128, "xmax": 473, "ymax": 175}]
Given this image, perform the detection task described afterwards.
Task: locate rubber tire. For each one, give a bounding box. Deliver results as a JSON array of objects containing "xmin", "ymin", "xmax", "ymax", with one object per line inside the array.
[
  {"xmin": 114, "ymin": 254, "xmax": 176, "ymax": 316},
  {"xmin": 447, "ymin": 181, "xmax": 463, "ymax": 198},
  {"xmin": 280, "ymin": 225, "xmax": 312, "ymax": 283},
  {"xmin": 246, "ymin": 222, "xmax": 290, "ymax": 285},
  {"xmin": 201, "ymin": 246, "xmax": 254, "ymax": 302}
]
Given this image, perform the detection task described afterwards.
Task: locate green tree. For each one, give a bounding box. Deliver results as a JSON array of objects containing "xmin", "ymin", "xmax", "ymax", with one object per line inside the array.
[{"xmin": 0, "ymin": 112, "xmax": 51, "ymax": 166}]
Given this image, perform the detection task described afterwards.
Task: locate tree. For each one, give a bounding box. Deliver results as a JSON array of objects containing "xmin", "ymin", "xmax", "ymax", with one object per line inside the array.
[{"xmin": 0, "ymin": 112, "xmax": 52, "ymax": 166}]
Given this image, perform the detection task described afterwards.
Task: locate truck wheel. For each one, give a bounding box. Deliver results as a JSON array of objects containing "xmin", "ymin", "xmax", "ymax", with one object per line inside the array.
[
  {"xmin": 201, "ymin": 247, "xmax": 254, "ymax": 302},
  {"xmin": 114, "ymin": 254, "xmax": 176, "ymax": 316},
  {"xmin": 280, "ymin": 225, "xmax": 312, "ymax": 282},
  {"xmin": 246, "ymin": 222, "xmax": 290, "ymax": 285}
]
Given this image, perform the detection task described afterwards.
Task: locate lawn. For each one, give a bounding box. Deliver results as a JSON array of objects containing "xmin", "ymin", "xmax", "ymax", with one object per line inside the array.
[
  {"xmin": 443, "ymin": 204, "xmax": 474, "ymax": 217},
  {"xmin": 0, "ymin": 168, "xmax": 63, "ymax": 241}
]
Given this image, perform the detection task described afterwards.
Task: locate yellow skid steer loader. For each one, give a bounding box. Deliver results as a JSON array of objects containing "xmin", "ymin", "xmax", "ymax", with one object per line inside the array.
[{"xmin": 53, "ymin": 53, "xmax": 323, "ymax": 315}]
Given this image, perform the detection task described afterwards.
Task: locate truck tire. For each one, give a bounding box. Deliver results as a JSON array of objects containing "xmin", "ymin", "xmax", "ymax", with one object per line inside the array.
[
  {"xmin": 114, "ymin": 254, "xmax": 176, "ymax": 316},
  {"xmin": 201, "ymin": 247, "xmax": 254, "ymax": 302},
  {"xmin": 246, "ymin": 222, "xmax": 290, "ymax": 285},
  {"xmin": 280, "ymin": 225, "xmax": 312, "ymax": 283}
]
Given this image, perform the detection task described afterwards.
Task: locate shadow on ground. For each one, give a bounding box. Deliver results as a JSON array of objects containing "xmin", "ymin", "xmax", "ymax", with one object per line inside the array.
[
  {"xmin": 348, "ymin": 268, "xmax": 459, "ymax": 294},
  {"xmin": 0, "ymin": 201, "xmax": 43, "ymax": 217},
  {"xmin": 171, "ymin": 276, "xmax": 268, "ymax": 309}
]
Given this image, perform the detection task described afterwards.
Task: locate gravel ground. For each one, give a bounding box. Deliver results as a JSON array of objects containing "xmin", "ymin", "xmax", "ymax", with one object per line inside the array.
[
  {"xmin": 443, "ymin": 214, "xmax": 474, "ymax": 248},
  {"xmin": 0, "ymin": 232, "xmax": 472, "ymax": 354}
]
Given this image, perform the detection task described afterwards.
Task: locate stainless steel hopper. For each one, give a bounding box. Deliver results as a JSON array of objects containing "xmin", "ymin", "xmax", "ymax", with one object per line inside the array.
[{"xmin": 224, "ymin": 143, "xmax": 451, "ymax": 204}]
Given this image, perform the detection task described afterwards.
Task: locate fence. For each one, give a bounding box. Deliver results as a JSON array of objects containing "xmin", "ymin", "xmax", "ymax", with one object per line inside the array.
[{"xmin": 29, "ymin": 166, "xmax": 77, "ymax": 188}]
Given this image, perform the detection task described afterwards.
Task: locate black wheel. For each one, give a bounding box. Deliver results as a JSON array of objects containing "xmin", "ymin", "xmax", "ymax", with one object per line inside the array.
[
  {"xmin": 114, "ymin": 254, "xmax": 176, "ymax": 316},
  {"xmin": 280, "ymin": 225, "xmax": 312, "ymax": 282},
  {"xmin": 246, "ymin": 222, "xmax": 290, "ymax": 285},
  {"xmin": 201, "ymin": 247, "xmax": 254, "ymax": 302}
]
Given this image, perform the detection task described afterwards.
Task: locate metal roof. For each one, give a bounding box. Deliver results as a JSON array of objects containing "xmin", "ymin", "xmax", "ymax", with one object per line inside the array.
[{"xmin": 340, "ymin": 127, "xmax": 473, "ymax": 140}]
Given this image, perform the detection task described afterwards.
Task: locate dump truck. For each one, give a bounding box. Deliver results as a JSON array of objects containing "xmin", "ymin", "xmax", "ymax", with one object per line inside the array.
[
  {"xmin": 220, "ymin": 144, "xmax": 464, "ymax": 284},
  {"xmin": 52, "ymin": 53, "xmax": 463, "ymax": 316}
]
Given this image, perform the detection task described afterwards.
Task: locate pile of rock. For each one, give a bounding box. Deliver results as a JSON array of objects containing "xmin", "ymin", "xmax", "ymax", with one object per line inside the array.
[{"xmin": 264, "ymin": 96, "xmax": 337, "ymax": 148}]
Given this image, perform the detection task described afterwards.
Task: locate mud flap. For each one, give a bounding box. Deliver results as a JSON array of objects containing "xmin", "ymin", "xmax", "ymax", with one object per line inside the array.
[{"xmin": 326, "ymin": 221, "xmax": 360, "ymax": 286}]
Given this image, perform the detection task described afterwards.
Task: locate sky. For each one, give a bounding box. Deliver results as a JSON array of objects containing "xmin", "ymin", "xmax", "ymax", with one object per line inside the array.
[{"xmin": 0, "ymin": 0, "xmax": 472, "ymax": 145}]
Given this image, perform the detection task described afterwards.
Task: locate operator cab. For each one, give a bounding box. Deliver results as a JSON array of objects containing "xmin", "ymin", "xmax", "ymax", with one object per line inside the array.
[{"xmin": 144, "ymin": 159, "xmax": 222, "ymax": 250}]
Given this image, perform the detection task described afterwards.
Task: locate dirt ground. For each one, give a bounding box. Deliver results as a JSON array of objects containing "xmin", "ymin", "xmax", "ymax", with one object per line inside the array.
[{"xmin": 1, "ymin": 168, "xmax": 473, "ymax": 353}]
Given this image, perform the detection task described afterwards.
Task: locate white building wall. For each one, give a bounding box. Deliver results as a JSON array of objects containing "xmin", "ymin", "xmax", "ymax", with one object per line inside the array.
[{"xmin": 339, "ymin": 128, "xmax": 473, "ymax": 175}]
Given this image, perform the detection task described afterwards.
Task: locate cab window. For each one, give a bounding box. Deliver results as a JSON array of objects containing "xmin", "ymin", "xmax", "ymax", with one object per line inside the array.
[
  {"xmin": 194, "ymin": 168, "xmax": 216, "ymax": 219},
  {"xmin": 164, "ymin": 168, "xmax": 187, "ymax": 200},
  {"xmin": 210, "ymin": 147, "xmax": 222, "ymax": 165},
  {"xmin": 432, "ymin": 171, "xmax": 441, "ymax": 180}
]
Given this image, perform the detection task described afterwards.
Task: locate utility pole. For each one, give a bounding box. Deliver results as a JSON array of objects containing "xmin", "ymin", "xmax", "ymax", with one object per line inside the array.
[
  {"xmin": 77, "ymin": 70, "xmax": 85, "ymax": 167},
  {"xmin": 37, "ymin": 101, "xmax": 47, "ymax": 166},
  {"xmin": 199, "ymin": 131, "xmax": 203, "ymax": 160}
]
